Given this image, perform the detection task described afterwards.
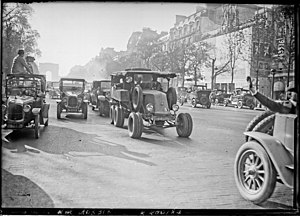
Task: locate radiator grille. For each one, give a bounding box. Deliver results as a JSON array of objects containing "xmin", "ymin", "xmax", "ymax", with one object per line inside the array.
[
  {"xmin": 8, "ymin": 103, "xmax": 23, "ymax": 120},
  {"xmin": 68, "ymin": 96, "xmax": 78, "ymax": 107}
]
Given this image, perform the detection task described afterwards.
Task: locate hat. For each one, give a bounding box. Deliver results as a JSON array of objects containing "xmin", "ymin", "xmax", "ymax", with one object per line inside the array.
[
  {"xmin": 286, "ymin": 80, "xmax": 296, "ymax": 92},
  {"xmin": 17, "ymin": 49, "xmax": 24, "ymax": 55}
]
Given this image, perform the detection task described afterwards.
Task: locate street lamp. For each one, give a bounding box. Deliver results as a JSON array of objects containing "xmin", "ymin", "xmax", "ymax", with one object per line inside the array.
[{"xmin": 270, "ymin": 69, "xmax": 276, "ymax": 99}]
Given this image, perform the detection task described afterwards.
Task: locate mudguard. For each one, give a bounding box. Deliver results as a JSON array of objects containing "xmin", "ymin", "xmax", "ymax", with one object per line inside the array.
[
  {"xmin": 32, "ymin": 108, "xmax": 41, "ymax": 115},
  {"xmin": 56, "ymin": 99, "xmax": 62, "ymax": 103},
  {"xmin": 244, "ymin": 131, "xmax": 294, "ymax": 188},
  {"xmin": 83, "ymin": 99, "xmax": 89, "ymax": 103}
]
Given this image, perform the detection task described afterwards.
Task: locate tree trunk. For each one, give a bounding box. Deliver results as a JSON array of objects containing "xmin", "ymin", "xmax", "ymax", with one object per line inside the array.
[{"xmin": 194, "ymin": 68, "xmax": 197, "ymax": 86}]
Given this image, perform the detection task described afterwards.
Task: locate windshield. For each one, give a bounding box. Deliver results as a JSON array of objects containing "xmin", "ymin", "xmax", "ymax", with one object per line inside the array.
[
  {"xmin": 61, "ymin": 80, "xmax": 84, "ymax": 92},
  {"xmin": 6, "ymin": 78, "xmax": 42, "ymax": 97},
  {"xmin": 101, "ymin": 81, "xmax": 111, "ymax": 89}
]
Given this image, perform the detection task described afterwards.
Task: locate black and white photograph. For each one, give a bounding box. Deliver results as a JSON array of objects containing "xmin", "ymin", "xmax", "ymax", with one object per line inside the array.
[{"xmin": 1, "ymin": 1, "xmax": 299, "ymax": 215}]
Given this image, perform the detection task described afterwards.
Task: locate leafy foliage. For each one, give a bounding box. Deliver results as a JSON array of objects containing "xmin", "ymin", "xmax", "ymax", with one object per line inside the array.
[{"xmin": 2, "ymin": 3, "xmax": 41, "ymax": 75}]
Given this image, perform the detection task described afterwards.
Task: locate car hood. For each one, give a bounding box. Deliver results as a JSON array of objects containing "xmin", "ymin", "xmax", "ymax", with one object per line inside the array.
[{"xmin": 7, "ymin": 95, "xmax": 34, "ymax": 105}]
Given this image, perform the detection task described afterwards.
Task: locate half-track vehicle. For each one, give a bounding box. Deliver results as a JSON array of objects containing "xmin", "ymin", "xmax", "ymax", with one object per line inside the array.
[
  {"xmin": 56, "ymin": 78, "xmax": 88, "ymax": 119},
  {"xmin": 234, "ymin": 113, "xmax": 296, "ymax": 204},
  {"xmin": 88, "ymin": 80, "xmax": 111, "ymax": 116},
  {"xmin": 110, "ymin": 68, "xmax": 193, "ymax": 139},
  {"xmin": 189, "ymin": 84, "xmax": 212, "ymax": 108},
  {"xmin": 2, "ymin": 74, "xmax": 50, "ymax": 138}
]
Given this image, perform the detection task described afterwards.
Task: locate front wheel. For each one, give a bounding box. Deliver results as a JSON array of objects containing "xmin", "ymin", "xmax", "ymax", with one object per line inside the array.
[
  {"xmin": 176, "ymin": 113, "xmax": 193, "ymax": 137},
  {"xmin": 57, "ymin": 103, "xmax": 61, "ymax": 119},
  {"xmin": 191, "ymin": 98, "xmax": 197, "ymax": 108},
  {"xmin": 234, "ymin": 141, "xmax": 276, "ymax": 204},
  {"xmin": 34, "ymin": 115, "xmax": 40, "ymax": 139},
  {"xmin": 82, "ymin": 103, "xmax": 88, "ymax": 119},
  {"xmin": 128, "ymin": 112, "xmax": 143, "ymax": 139}
]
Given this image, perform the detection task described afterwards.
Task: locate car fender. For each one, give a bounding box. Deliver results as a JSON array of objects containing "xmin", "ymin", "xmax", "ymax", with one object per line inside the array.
[
  {"xmin": 98, "ymin": 95, "xmax": 106, "ymax": 101},
  {"xmin": 244, "ymin": 131, "xmax": 294, "ymax": 188},
  {"xmin": 32, "ymin": 108, "xmax": 41, "ymax": 115},
  {"xmin": 56, "ymin": 99, "xmax": 62, "ymax": 103},
  {"xmin": 83, "ymin": 99, "xmax": 89, "ymax": 103}
]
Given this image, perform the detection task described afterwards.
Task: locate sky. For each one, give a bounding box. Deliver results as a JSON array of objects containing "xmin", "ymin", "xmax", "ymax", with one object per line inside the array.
[{"xmin": 28, "ymin": 2, "xmax": 202, "ymax": 77}]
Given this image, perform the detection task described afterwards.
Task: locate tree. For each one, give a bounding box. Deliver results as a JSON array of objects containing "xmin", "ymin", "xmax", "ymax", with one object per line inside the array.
[
  {"xmin": 2, "ymin": 3, "xmax": 41, "ymax": 76},
  {"xmin": 150, "ymin": 51, "xmax": 169, "ymax": 71},
  {"xmin": 186, "ymin": 42, "xmax": 212, "ymax": 85}
]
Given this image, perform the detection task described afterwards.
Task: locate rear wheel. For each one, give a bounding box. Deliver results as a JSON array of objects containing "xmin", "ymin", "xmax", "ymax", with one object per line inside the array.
[
  {"xmin": 128, "ymin": 112, "xmax": 143, "ymax": 139},
  {"xmin": 176, "ymin": 113, "xmax": 193, "ymax": 137},
  {"xmin": 114, "ymin": 106, "xmax": 125, "ymax": 127},
  {"xmin": 34, "ymin": 115, "xmax": 40, "ymax": 139},
  {"xmin": 57, "ymin": 103, "xmax": 61, "ymax": 119},
  {"xmin": 234, "ymin": 141, "xmax": 276, "ymax": 204}
]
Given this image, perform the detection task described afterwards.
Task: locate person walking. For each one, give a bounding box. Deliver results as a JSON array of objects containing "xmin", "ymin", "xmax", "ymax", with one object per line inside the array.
[{"xmin": 11, "ymin": 49, "xmax": 32, "ymax": 74}]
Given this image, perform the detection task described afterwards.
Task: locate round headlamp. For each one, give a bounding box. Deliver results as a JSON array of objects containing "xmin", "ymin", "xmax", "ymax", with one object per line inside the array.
[
  {"xmin": 78, "ymin": 97, "xmax": 83, "ymax": 103},
  {"xmin": 23, "ymin": 104, "xmax": 31, "ymax": 112},
  {"xmin": 146, "ymin": 103, "xmax": 154, "ymax": 112},
  {"xmin": 62, "ymin": 97, "xmax": 67, "ymax": 103},
  {"xmin": 172, "ymin": 104, "xmax": 179, "ymax": 112}
]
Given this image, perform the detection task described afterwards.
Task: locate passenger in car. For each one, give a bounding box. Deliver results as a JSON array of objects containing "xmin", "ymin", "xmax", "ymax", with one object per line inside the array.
[{"xmin": 247, "ymin": 76, "xmax": 297, "ymax": 114}]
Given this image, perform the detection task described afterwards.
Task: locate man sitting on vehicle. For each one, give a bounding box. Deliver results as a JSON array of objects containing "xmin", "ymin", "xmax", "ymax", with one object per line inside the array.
[
  {"xmin": 11, "ymin": 49, "xmax": 32, "ymax": 74},
  {"xmin": 247, "ymin": 76, "xmax": 297, "ymax": 114}
]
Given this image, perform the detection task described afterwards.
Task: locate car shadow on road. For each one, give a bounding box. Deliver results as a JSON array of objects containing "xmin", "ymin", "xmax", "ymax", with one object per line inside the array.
[
  {"xmin": 1, "ymin": 169, "xmax": 55, "ymax": 208},
  {"xmin": 3, "ymin": 125, "xmax": 155, "ymax": 167}
]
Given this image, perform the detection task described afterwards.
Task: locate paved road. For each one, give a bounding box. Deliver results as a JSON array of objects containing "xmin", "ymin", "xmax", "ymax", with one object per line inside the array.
[{"xmin": 1, "ymin": 97, "xmax": 294, "ymax": 209}]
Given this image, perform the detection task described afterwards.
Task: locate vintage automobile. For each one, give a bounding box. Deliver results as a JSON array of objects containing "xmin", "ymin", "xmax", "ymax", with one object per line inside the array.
[
  {"xmin": 224, "ymin": 88, "xmax": 256, "ymax": 109},
  {"xmin": 2, "ymin": 74, "xmax": 50, "ymax": 139},
  {"xmin": 209, "ymin": 89, "xmax": 231, "ymax": 106},
  {"xmin": 189, "ymin": 84, "xmax": 212, "ymax": 108},
  {"xmin": 234, "ymin": 113, "xmax": 295, "ymax": 204},
  {"xmin": 56, "ymin": 78, "xmax": 88, "ymax": 119},
  {"xmin": 109, "ymin": 68, "xmax": 193, "ymax": 139},
  {"xmin": 177, "ymin": 86, "xmax": 189, "ymax": 106},
  {"xmin": 88, "ymin": 80, "xmax": 111, "ymax": 116},
  {"xmin": 48, "ymin": 81, "xmax": 60, "ymax": 99}
]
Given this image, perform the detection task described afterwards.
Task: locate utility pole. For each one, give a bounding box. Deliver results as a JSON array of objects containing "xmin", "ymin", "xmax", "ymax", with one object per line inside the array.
[{"xmin": 211, "ymin": 57, "xmax": 216, "ymax": 90}]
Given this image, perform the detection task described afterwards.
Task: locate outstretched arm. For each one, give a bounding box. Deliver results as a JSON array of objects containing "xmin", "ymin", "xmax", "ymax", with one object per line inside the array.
[{"xmin": 246, "ymin": 76, "xmax": 291, "ymax": 114}]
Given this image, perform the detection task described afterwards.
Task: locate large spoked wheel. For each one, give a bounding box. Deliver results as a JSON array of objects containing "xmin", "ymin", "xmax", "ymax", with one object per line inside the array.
[
  {"xmin": 245, "ymin": 110, "xmax": 274, "ymax": 141},
  {"xmin": 234, "ymin": 141, "xmax": 277, "ymax": 204},
  {"xmin": 34, "ymin": 115, "xmax": 40, "ymax": 139},
  {"xmin": 57, "ymin": 103, "xmax": 61, "ymax": 119},
  {"xmin": 82, "ymin": 103, "xmax": 88, "ymax": 119},
  {"xmin": 110, "ymin": 105, "xmax": 115, "ymax": 124},
  {"xmin": 132, "ymin": 86, "xmax": 143, "ymax": 111},
  {"xmin": 176, "ymin": 113, "xmax": 193, "ymax": 138},
  {"xmin": 114, "ymin": 106, "xmax": 125, "ymax": 127},
  {"xmin": 191, "ymin": 98, "xmax": 197, "ymax": 108},
  {"xmin": 237, "ymin": 100, "xmax": 243, "ymax": 109},
  {"xmin": 128, "ymin": 112, "xmax": 143, "ymax": 139}
]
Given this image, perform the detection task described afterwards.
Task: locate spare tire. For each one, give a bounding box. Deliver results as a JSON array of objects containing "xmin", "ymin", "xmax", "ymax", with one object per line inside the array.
[
  {"xmin": 245, "ymin": 110, "xmax": 274, "ymax": 141},
  {"xmin": 132, "ymin": 86, "xmax": 143, "ymax": 111},
  {"xmin": 200, "ymin": 97, "xmax": 208, "ymax": 105},
  {"xmin": 166, "ymin": 87, "xmax": 177, "ymax": 109}
]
